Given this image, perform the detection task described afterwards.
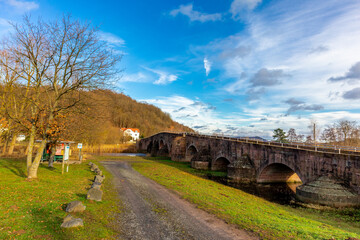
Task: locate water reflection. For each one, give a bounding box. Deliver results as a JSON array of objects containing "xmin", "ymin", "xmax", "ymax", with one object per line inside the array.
[
  {"xmin": 206, "ymin": 175, "xmax": 302, "ymax": 205},
  {"xmin": 101, "ymin": 153, "xmax": 147, "ymax": 157}
]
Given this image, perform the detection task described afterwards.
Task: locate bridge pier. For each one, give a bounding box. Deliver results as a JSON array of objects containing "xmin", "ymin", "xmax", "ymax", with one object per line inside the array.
[
  {"xmin": 191, "ymin": 161, "xmax": 209, "ymax": 170},
  {"xmin": 227, "ymin": 166, "xmax": 256, "ymax": 183},
  {"xmin": 227, "ymin": 154, "xmax": 256, "ymax": 182},
  {"xmin": 170, "ymin": 136, "xmax": 187, "ymax": 162}
]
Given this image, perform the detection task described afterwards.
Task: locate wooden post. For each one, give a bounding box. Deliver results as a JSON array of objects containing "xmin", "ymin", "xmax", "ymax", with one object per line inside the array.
[{"xmin": 61, "ymin": 157, "xmax": 65, "ymax": 174}]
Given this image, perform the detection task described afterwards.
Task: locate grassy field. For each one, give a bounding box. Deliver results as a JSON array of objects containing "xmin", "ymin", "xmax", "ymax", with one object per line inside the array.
[
  {"xmin": 126, "ymin": 156, "xmax": 360, "ymax": 240},
  {"xmin": 0, "ymin": 157, "xmax": 120, "ymax": 240}
]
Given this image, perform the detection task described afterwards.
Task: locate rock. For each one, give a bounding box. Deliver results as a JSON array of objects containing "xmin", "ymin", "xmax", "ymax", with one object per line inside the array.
[
  {"xmin": 296, "ymin": 176, "xmax": 360, "ymax": 207},
  {"xmin": 90, "ymin": 164, "xmax": 98, "ymax": 172},
  {"xmin": 94, "ymin": 175, "xmax": 105, "ymax": 184},
  {"xmin": 61, "ymin": 215, "xmax": 84, "ymax": 228},
  {"xmin": 87, "ymin": 187, "xmax": 103, "ymax": 201},
  {"xmin": 65, "ymin": 201, "xmax": 86, "ymax": 213},
  {"xmin": 94, "ymin": 168, "xmax": 102, "ymax": 175},
  {"xmin": 91, "ymin": 182, "xmax": 102, "ymax": 189}
]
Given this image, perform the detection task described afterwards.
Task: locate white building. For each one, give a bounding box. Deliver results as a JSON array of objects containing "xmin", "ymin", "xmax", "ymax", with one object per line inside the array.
[
  {"xmin": 16, "ymin": 134, "xmax": 26, "ymax": 142},
  {"xmin": 121, "ymin": 128, "xmax": 140, "ymax": 142}
]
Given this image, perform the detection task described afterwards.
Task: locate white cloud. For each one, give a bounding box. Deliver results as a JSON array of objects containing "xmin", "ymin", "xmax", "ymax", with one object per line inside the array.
[
  {"xmin": 170, "ymin": 3, "xmax": 222, "ymax": 23},
  {"xmin": 175, "ymin": 1, "xmax": 360, "ymax": 138},
  {"xmin": 2, "ymin": 0, "xmax": 39, "ymax": 11},
  {"xmin": 143, "ymin": 67, "xmax": 178, "ymax": 85},
  {"xmin": 142, "ymin": 95, "xmax": 227, "ymax": 134},
  {"xmin": 121, "ymin": 72, "xmax": 148, "ymax": 83},
  {"xmin": 230, "ymin": 0, "xmax": 262, "ymax": 19},
  {"xmin": 99, "ymin": 31, "xmax": 125, "ymax": 47},
  {"xmin": 199, "ymin": 1, "xmax": 360, "ymax": 109},
  {"xmin": 141, "ymin": 93, "xmax": 360, "ymax": 139},
  {"xmin": 203, "ymin": 57, "xmax": 212, "ymax": 76}
]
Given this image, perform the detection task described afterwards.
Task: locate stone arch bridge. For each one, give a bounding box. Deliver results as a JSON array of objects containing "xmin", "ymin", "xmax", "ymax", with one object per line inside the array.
[{"xmin": 138, "ymin": 132, "xmax": 360, "ymax": 206}]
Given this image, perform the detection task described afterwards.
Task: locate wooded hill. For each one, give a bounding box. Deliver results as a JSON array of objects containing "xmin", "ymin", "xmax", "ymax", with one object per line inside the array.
[{"xmin": 62, "ymin": 89, "xmax": 193, "ymax": 144}]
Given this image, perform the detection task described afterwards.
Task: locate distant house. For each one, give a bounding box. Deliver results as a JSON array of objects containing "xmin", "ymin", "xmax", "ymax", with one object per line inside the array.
[
  {"xmin": 121, "ymin": 128, "xmax": 140, "ymax": 142},
  {"xmin": 16, "ymin": 134, "xmax": 26, "ymax": 142}
]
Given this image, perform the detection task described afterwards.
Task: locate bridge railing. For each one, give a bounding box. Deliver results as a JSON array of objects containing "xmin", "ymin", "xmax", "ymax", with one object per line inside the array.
[{"xmin": 142, "ymin": 131, "xmax": 360, "ymax": 156}]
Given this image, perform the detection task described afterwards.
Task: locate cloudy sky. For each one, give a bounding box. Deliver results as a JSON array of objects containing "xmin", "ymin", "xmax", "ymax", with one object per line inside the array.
[{"xmin": 1, "ymin": 0, "xmax": 360, "ymax": 138}]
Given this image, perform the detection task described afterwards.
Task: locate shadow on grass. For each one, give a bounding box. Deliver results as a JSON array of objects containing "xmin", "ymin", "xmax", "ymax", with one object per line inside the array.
[
  {"xmin": 76, "ymin": 193, "xmax": 88, "ymax": 201},
  {"xmin": 26, "ymin": 207, "xmax": 71, "ymax": 240},
  {"xmin": 39, "ymin": 164, "xmax": 58, "ymax": 172},
  {"xmin": 0, "ymin": 158, "xmax": 26, "ymax": 177}
]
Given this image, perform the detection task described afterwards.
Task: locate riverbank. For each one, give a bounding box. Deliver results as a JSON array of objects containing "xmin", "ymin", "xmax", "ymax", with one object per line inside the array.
[
  {"xmin": 126, "ymin": 156, "xmax": 359, "ymax": 240},
  {"xmin": 0, "ymin": 157, "xmax": 120, "ymax": 239}
]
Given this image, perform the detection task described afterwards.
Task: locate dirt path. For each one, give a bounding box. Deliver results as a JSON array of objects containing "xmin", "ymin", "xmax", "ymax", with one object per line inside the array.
[{"xmin": 102, "ymin": 160, "xmax": 257, "ymax": 240}]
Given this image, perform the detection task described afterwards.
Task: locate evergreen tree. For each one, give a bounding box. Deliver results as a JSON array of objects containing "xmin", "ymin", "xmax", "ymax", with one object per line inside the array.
[{"xmin": 273, "ymin": 128, "xmax": 287, "ymax": 143}]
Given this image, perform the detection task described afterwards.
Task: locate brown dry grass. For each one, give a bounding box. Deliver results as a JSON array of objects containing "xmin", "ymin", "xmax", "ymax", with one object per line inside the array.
[{"xmin": 77, "ymin": 143, "xmax": 137, "ymax": 154}]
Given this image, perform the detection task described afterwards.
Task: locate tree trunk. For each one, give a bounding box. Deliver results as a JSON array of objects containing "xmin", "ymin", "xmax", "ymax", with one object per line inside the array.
[
  {"xmin": 48, "ymin": 144, "xmax": 56, "ymax": 168},
  {"xmin": 27, "ymin": 139, "xmax": 46, "ymax": 179},
  {"xmin": 25, "ymin": 143, "xmax": 29, "ymax": 155},
  {"xmin": 26, "ymin": 125, "xmax": 36, "ymax": 174},
  {"xmin": 2, "ymin": 136, "xmax": 9, "ymax": 155},
  {"xmin": 8, "ymin": 134, "xmax": 17, "ymax": 155}
]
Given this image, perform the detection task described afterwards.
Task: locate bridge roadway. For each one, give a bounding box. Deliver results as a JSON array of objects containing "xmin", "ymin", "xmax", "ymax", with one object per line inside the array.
[{"xmin": 138, "ymin": 132, "xmax": 360, "ymax": 207}]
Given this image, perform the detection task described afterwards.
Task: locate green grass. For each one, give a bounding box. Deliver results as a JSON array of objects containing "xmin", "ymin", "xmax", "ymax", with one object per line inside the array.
[
  {"xmin": 126, "ymin": 156, "xmax": 360, "ymax": 240},
  {"xmin": 0, "ymin": 157, "xmax": 120, "ymax": 240}
]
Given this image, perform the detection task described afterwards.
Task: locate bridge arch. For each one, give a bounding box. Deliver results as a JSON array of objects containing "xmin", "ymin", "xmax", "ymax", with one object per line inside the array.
[
  {"xmin": 158, "ymin": 139, "xmax": 169, "ymax": 156},
  {"xmin": 159, "ymin": 139, "xmax": 165, "ymax": 149},
  {"xmin": 185, "ymin": 145, "xmax": 198, "ymax": 162},
  {"xmin": 146, "ymin": 141, "xmax": 153, "ymax": 154},
  {"xmin": 257, "ymin": 163, "xmax": 303, "ymax": 183},
  {"xmin": 151, "ymin": 140, "xmax": 160, "ymax": 156},
  {"xmin": 211, "ymin": 157, "xmax": 230, "ymax": 171}
]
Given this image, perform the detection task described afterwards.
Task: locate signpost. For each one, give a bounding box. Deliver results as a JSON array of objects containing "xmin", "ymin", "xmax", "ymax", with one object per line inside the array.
[
  {"xmin": 65, "ymin": 146, "xmax": 70, "ymax": 172},
  {"xmin": 61, "ymin": 144, "xmax": 71, "ymax": 174},
  {"xmin": 78, "ymin": 143, "xmax": 82, "ymax": 161}
]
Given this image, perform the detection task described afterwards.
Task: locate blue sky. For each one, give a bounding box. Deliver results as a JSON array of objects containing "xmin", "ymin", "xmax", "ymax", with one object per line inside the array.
[{"xmin": 1, "ymin": 0, "xmax": 360, "ymax": 138}]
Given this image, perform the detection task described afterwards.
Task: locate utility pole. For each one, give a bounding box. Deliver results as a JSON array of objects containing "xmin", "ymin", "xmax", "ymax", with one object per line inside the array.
[{"xmin": 313, "ymin": 123, "xmax": 317, "ymax": 150}]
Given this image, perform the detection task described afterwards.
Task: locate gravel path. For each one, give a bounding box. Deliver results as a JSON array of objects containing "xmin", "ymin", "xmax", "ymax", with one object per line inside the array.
[{"xmin": 102, "ymin": 160, "xmax": 257, "ymax": 240}]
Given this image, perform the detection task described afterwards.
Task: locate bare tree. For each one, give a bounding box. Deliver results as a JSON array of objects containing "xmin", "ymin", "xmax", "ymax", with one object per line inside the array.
[
  {"xmin": 295, "ymin": 134, "xmax": 304, "ymax": 142},
  {"xmin": 321, "ymin": 124, "xmax": 337, "ymax": 143},
  {"xmin": 335, "ymin": 120, "xmax": 357, "ymax": 145},
  {"xmin": 1, "ymin": 15, "xmax": 121, "ymax": 179},
  {"xmin": 305, "ymin": 135, "xmax": 313, "ymax": 144},
  {"xmin": 287, "ymin": 128, "xmax": 299, "ymax": 142}
]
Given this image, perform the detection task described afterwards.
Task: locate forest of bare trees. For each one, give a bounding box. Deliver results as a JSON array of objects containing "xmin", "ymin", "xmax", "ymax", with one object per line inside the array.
[{"xmin": 61, "ymin": 89, "xmax": 193, "ymax": 144}]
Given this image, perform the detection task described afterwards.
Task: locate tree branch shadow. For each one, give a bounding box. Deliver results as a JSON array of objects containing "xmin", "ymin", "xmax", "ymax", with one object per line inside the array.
[{"xmin": 0, "ymin": 159, "xmax": 26, "ymax": 177}]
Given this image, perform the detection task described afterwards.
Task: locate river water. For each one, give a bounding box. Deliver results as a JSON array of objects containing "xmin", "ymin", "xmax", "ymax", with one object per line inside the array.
[
  {"xmin": 101, "ymin": 153, "xmax": 147, "ymax": 157},
  {"xmin": 206, "ymin": 175, "xmax": 302, "ymax": 205}
]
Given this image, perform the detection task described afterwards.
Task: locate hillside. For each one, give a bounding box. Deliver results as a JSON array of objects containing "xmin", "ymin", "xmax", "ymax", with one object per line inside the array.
[{"xmin": 62, "ymin": 90, "xmax": 193, "ymax": 144}]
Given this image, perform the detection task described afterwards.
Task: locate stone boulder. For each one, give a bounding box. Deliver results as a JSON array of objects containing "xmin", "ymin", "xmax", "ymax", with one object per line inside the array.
[
  {"xmin": 65, "ymin": 201, "xmax": 86, "ymax": 213},
  {"xmin": 94, "ymin": 169, "xmax": 102, "ymax": 176},
  {"xmin": 87, "ymin": 187, "xmax": 103, "ymax": 201},
  {"xmin": 61, "ymin": 215, "xmax": 84, "ymax": 228},
  {"xmin": 90, "ymin": 164, "xmax": 98, "ymax": 172},
  {"xmin": 91, "ymin": 182, "xmax": 102, "ymax": 189},
  {"xmin": 94, "ymin": 175, "xmax": 105, "ymax": 184}
]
